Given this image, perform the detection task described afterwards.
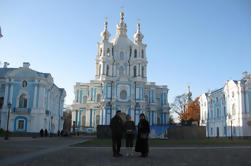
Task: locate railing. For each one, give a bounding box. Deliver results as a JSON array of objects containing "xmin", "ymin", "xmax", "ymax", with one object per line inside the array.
[{"xmin": 14, "ymin": 107, "xmax": 31, "ymax": 113}]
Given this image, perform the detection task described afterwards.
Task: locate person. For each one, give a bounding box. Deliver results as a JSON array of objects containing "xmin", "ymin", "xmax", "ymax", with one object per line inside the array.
[
  {"xmin": 135, "ymin": 113, "xmax": 150, "ymax": 157},
  {"xmin": 110, "ymin": 110, "xmax": 124, "ymax": 157},
  {"xmin": 44, "ymin": 129, "xmax": 48, "ymax": 137},
  {"xmin": 40, "ymin": 129, "xmax": 44, "ymax": 137},
  {"xmin": 124, "ymin": 114, "xmax": 136, "ymax": 157}
]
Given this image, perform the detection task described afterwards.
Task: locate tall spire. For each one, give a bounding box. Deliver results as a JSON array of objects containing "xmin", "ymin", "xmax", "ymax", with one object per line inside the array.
[
  {"xmin": 100, "ymin": 20, "xmax": 110, "ymax": 41},
  {"xmin": 115, "ymin": 12, "xmax": 127, "ymax": 37},
  {"xmin": 134, "ymin": 20, "xmax": 144, "ymax": 44}
]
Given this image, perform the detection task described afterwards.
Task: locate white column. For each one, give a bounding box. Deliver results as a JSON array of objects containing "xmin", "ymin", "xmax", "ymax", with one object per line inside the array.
[
  {"xmin": 9, "ymin": 79, "xmax": 14, "ymax": 104},
  {"xmin": 33, "ymin": 81, "xmax": 38, "ymax": 109},
  {"xmin": 3, "ymin": 80, "xmax": 9, "ymax": 107}
]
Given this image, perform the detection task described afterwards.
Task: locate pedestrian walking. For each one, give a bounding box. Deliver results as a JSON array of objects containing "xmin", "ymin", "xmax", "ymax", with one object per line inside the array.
[
  {"xmin": 124, "ymin": 114, "xmax": 136, "ymax": 157},
  {"xmin": 135, "ymin": 113, "xmax": 150, "ymax": 157},
  {"xmin": 110, "ymin": 110, "xmax": 124, "ymax": 157}
]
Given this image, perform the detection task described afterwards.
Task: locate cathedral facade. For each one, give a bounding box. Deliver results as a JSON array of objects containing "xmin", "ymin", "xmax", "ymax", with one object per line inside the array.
[{"xmin": 71, "ymin": 13, "xmax": 169, "ymax": 132}]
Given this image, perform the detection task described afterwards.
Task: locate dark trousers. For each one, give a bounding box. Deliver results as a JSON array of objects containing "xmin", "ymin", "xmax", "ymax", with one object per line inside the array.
[
  {"xmin": 126, "ymin": 134, "xmax": 134, "ymax": 147},
  {"xmin": 112, "ymin": 135, "xmax": 122, "ymax": 155}
]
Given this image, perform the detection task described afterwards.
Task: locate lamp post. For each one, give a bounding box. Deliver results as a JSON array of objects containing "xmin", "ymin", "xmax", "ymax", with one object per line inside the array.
[
  {"xmin": 227, "ymin": 113, "xmax": 233, "ymax": 140},
  {"xmin": 5, "ymin": 103, "xmax": 11, "ymax": 140}
]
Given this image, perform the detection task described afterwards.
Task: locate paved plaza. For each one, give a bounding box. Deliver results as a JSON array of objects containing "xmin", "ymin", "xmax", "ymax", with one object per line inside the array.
[{"xmin": 1, "ymin": 137, "xmax": 251, "ymax": 166}]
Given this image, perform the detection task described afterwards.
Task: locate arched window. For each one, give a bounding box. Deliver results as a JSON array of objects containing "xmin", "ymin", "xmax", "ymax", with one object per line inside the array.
[
  {"xmin": 19, "ymin": 94, "xmax": 27, "ymax": 108},
  {"xmin": 142, "ymin": 50, "xmax": 144, "ymax": 58},
  {"xmin": 232, "ymin": 103, "xmax": 236, "ymax": 115},
  {"xmin": 157, "ymin": 117, "xmax": 161, "ymax": 125},
  {"xmin": 133, "ymin": 66, "xmax": 137, "ymax": 77},
  {"xmin": 107, "ymin": 48, "xmax": 110, "ymax": 56},
  {"xmin": 106, "ymin": 65, "xmax": 109, "ymax": 76},
  {"xmin": 120, "ymin": 51, "xmax": 124, "ymax": 60},
  {"xmin": 120, "ymin": 90, "xmax": 127, "ymax": 100},
  {"xmin": 119, "ymin": 66, "xmax": 124, "ymax": 76},
  {"xmin": 83, "ymin": 96, "xmax": 87, "ymax": 104},
  {"xmin": 82, "ymin": 115, "xmax": 86, "ymax": 127},
  {"xmin": 134, "ymin": 49, "xmax": 137, "ymax": 58},
  {"xmin": 210, "ymin": 109, "xmax": 213, "ymax": 119},
  {"xmin": 96, "ymin": 115, "xmax": 100, "ymax": 126},
  {"xmin": 99, "ymin": 48, "xmax": 102, "ymax": 56},
  {"xmin": 142, "ymin": 66, "xmax": 144, "ymax": 78},
  {"xmin": 98, "ymin": 64, "xmax": 101, "ymax": 76},
  {"xmin": 217, "ymin": 108, "xmax": 219, "ymax": 119},
  {"xmin": 22, "ymin": 80, "xmax": 27, "ymax": 87},
  {"xmin": 97, "ymin": 94, "xmax": 101, "ymax": 102}
]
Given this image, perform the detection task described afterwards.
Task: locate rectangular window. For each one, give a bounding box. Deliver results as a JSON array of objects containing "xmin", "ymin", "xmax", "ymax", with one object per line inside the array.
[
  {"xmin": 0, "ymin": 97, "xmax": 4, "ymax": 108},
  {"xmin": 18, "ymin": 120, "xmax": 24, "ymax": 130}
]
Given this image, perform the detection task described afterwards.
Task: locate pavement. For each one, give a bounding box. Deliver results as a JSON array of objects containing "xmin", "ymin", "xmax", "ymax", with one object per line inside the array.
[{"xmin": 0, "ymin": 136, "xmax": 251, "ymax": 166}]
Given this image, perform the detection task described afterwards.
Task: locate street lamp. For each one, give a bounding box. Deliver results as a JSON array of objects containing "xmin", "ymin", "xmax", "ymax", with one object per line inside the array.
[
  {"xmin": 227, "ymin": 113, "xmax": 233, "ymax": 140},
  {"xmin": 5, "ymin": 102, "xmax": 11, "ymax": 140}
]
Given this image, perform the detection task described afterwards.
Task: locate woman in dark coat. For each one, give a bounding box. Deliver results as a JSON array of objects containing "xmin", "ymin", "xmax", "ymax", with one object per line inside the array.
[{"xmin": 135, "ymin": 113, "xmax": 150, "ymax": 157}]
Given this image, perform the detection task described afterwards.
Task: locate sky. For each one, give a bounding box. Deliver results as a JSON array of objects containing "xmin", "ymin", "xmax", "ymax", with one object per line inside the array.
[{"xmin": 0, "ymin": 0, "xmax": 251, "ymax": 106}]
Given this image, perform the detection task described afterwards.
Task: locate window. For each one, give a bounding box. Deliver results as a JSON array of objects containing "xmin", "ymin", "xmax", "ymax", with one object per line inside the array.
[
  {"xmin": 216, "ymin": 127, "xmax": 219, "ymax": 137},
  {"xmin": 98, "ymin": 64, "xmax": 101, "ymax": 76},
  {"xmin": 210, "ymin": 109, "xmax": 213, "ymax": 119},
  {"xmin": 232, "ymin": 91, "xmax": 234, "ymax": 98},
  {"xmin": 120, "ymin": 90, "xmax": 127, "ymax": 100},
  {"xmin": 134, "ymin": 49, "xmax": 137, "ymax": 58},
  {"xmin": 217, "ymin": 108, "xmax": 219, "ymax": 119},
  {"xmin": 119, "ymin": 66, "xmax": 124, "ymax": 76},
  {"xmin": 18, "ymin": 120, "xmax": 24, "ymax": 130},
  {"xmin": 96, "ymin": 115, "xmax": 100, "ymax": 126},
  {"xmin": 120, "ymin": 51, "xmax": 124, "ymax": 60},
  {"xmin": 107, "ymin": 48, "xmax": 110, "ymax": 56},
  {"xmin": 133, "ymin": 66, "xmax": 137, "ymax": 77},
  {"xmin": 97, "ymin": 94, "xmax": 101, "ymax": 102},
  {"xmin": 106, "ymin": 65, "xmax": 109, "ymax": 76},
  {"xmin": 211, "ymin": 128, "xmax": 213, "ymax": 135},
  {"xmin": 82, "ymin": 115, "xmax": 86, "ymax": 127},
  {"xmin": 19, "ymin": 94, "xmax": 27, "ymax": 108},
  {"xmin": 83, "ymin": 96, "xmax": 87, "ymax": 104},
  {"xmin": 22, "ymin": 80, "xmax": 27, "ymax": 87},
  {"xmin": 141, "ymin": 50, "xmax": 144, "ymax": 58},
  {"xmin": 232, "ymin": 104, "xmax": 236, "ymax": 115},
  {"xmin": 142, "ymin": 66, "xmax": 144, "ymax": 78},
  {"xmin": 0, "ymin": 97, "xmax": 3, "ymax": 109}
]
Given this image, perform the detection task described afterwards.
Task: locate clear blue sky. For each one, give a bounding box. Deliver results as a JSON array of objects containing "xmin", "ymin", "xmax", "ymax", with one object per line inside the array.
[{"xmin": 0, "ymin": 0, "xmax": 251, "ymax": 105}]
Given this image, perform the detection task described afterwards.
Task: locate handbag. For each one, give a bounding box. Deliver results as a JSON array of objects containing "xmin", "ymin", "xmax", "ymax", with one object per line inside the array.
[{"xmin": 140, "ymin": 133, "xmax": 148, "ymax": 139}]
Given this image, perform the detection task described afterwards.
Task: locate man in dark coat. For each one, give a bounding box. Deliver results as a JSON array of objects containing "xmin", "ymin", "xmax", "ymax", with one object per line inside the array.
[{"xmin": 110, "ymin": 110, "xmax": 124, "ymax": 157}]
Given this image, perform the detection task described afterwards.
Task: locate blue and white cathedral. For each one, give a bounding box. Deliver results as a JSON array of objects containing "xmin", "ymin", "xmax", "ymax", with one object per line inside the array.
[{"xmin": 71, "ymin": 13, "xmax": 170, "ymax": 132}]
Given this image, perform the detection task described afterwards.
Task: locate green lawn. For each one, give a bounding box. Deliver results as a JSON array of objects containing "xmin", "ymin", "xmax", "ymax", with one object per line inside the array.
[{"xmin": 73, "ymin": 138, "xmax": 251, "ymax": 147}]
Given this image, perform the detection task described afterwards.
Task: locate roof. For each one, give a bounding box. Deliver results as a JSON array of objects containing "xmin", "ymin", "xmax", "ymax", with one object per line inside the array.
[{"xmin": 0, "ymin": 68, "xmax": 16, "ymax": 78}]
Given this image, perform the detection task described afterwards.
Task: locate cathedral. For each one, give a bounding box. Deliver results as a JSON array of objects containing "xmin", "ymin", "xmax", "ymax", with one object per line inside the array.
[{"xmin": 71, "ymin": 13, "xmax": 169, "ymax": 132}]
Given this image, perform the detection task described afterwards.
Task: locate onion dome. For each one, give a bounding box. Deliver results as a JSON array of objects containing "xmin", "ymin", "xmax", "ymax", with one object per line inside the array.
[
  {"xmin": 100, "ymin": 21, "xmax": 110, "ymax": 41},
  {"xmin": 134, "ymin": 23, "xmax": 144, "ymax": 44}
]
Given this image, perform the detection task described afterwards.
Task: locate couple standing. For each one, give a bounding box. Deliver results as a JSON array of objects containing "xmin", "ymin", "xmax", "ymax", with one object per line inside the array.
[{"xmin": 110, "ymin": 110, "xmax": 150, "ymax": 158}]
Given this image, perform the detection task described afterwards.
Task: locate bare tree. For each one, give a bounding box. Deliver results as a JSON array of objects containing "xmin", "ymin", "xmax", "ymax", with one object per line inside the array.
[{"xmin": 170, "ymin": 93, "xmax": 186, "ymax": 121}]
